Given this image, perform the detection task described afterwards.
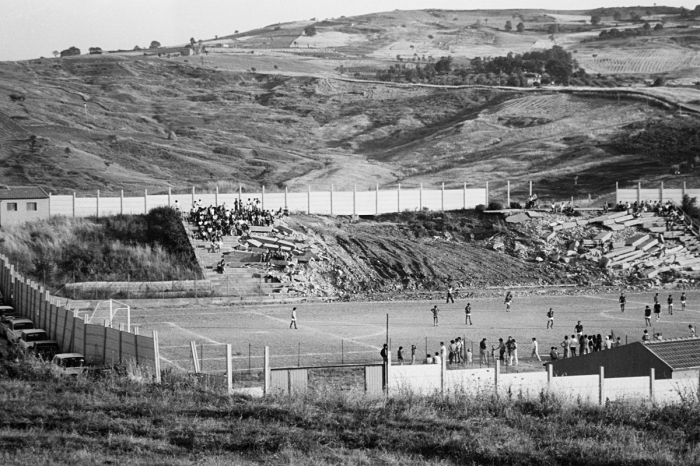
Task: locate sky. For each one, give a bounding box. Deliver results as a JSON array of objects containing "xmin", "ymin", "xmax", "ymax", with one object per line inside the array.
[{"xmin": 1, "ymin": 0, "xmax": 696, "ymax": 61}]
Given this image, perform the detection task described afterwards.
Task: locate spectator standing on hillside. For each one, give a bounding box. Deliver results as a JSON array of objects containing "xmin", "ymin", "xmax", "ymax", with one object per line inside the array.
[
  {"xmin": 446, "ymin": 286, "xmax": 455, "ymax": 304},
  {"xmin": 645, "ymin": 305, "xmax": 652, "ymax": 327},
  {"xmin": 619, "ymin": 292, "xmax": 626, "ymax": 313},
  {"xmin": 440, "ymin": 342, "xmax": 447, "ymax": 361},
  {"xmin": 504, "ymin": 291, "xmax": 513, "ymax": 312},
  {"xmin": 547, "ymin": 308, "xmax": 554, "ymax": 329},
  {"xmin": 531, "ymin": 337, "xmax": 541, "ymax": 362},
  {"xmin": 431, "ymin": 305, "xmax": 439, "ymax": 326},
  {"xmin": 397, "ymin": 346, "xmax": 405, "ymax": 365},
  {"xmin": 465, "ymin": 303, "xmax": 472, "ymax": 325},
  {"xmin": 681, "ymin": 292, "xmax": 687, "ymax": 311},
  {"xmin": 380, "ymin": 344, "xmax": 388, "ymax": 363},
  {"xmin": 289, "ymin": 307, "xmax": 298, "ymax": 329},
  {"xmin": 561, "ymin": 335, "xmax": 570, "ymax": 358},
  {"xmin": 654, "ymin": 293, "xmax": 659, "ymax": 306},
  {"xmin": 575, "ymin": 321, "xmax": 583, "ymax": 337},
  {"xmin": 654, "ymin": 301, "xmax": 661, "ymax": 322},
  {"xmin": 498, "ymin": 338, "xmax": 506, "ymax": 362},
  {"xmin": 410, "ymin": 344, "xmax": 417, "ymax": 364},
  {"xmin": 690, "ymin": 325, "xmax": 696, "ymax": 338},
  {"xmin": 615, "ymin": 337, "xmax": 622, "ymax": 348},
  {"xmin": 668, "ymin": 294, "xmax": 674, "ymax": 315}
]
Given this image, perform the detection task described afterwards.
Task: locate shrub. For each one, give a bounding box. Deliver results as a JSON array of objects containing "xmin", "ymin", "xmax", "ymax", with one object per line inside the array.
[
  {"xmin": 510, "ymin": 201, "xmax": 522, "ymax": 209},
  {"xmin": 304, "ymin": 25, "xmax": 317, "ymax": 36},
  {"xmin": 487, "ymin": 201, "xmax": 503, "ymax": 210},
  {"xmin": 475, "ymin": 204, "xmax": 485, "ymax": 213}
]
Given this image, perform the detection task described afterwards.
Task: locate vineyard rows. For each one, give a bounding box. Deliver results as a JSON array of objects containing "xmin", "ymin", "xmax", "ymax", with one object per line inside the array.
[{"xmin": 578, "ymin": 48, "xmax": 700, "ymax": 74}]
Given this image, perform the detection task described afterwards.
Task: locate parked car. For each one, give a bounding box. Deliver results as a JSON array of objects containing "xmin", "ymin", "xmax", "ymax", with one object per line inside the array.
[
  {"xmin": 5, "ymin": 318, "xmax": 35, "ymax": 345},
  {"xmin": 18, "ymin": 329, "xmax": 49, "ymax": 352},
  {"xmin": 52, "ymin": 353, "xmax": 86, "ymax": 376},
  {"xmin": 32, "ymin": 341, "xmax": 60, "ymax": 360},
  {"xmin": 0, "ymin": 305, "xmax": 16, "ymax": 318},
  {"xmin": 0, "ymin": 314, "xmax": 18, "ymax": 337}
]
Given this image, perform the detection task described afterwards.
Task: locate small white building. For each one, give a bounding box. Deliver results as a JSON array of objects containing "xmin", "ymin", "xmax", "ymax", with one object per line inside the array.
[{"xmin": 0, "ymin": 186, "xmax": 50, "ymax": 227}]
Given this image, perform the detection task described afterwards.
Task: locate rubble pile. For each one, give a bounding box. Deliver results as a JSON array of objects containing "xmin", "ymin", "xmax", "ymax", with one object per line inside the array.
[{"xmin": 502, "ymin": 209, "xmax": 700, "ymax": 286}]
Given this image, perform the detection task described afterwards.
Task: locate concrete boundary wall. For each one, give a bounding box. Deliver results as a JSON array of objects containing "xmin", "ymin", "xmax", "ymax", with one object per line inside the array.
[
  {"xmin": 385, "ymin": 359, "xmax": 697, "ymax": 406},
  {"xmin": 49, "ymin": 185, "xmax": 489, "ymax": 218},
  {"xmin": 0, "ymin": 254, "xmax": 160, "ymax": 380},
  {"xmin": 617, "ymin": 182, "xmax": 700, "ymax": 205}
]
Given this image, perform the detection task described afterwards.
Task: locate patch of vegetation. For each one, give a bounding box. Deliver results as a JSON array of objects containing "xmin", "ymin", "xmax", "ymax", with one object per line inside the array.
[
  {"xmin": 611, "ymin": 118, "xmax": 700, "ymax": 166},
  {"xmin": 0, "ymin": 352, "xmax": 699, "ymax": 464},
  {"xmin": 0, "ymin": 207, "xmax": 199, "ymax": 289},
  {"xmin": 374, "ymin": 209, "xmax": 495, "ymax": 241}
]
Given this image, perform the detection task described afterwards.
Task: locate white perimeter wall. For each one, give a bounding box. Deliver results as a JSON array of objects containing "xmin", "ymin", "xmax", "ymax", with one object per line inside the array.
[
  {"xmin": 49, "ymin": 187, "xmax": 488, "ymax": 218},
  {"xmin": 389, "ymin": 364, "xmax": 699, "ymax": 406},
  {"xmin": 617, "ymin": 186, "xmax": 700, "ymax": 205}
]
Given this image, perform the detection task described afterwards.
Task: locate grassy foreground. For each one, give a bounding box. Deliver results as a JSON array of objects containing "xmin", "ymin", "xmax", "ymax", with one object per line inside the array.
[{"xmin": 1, "ymin": 354, "xmax": 699, "ymax": 465}]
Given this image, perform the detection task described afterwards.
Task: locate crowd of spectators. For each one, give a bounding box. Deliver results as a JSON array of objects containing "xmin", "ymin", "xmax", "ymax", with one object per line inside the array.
[{"xmin": 184, "ymin": 198, "xmax": 279, "ymax": 243}]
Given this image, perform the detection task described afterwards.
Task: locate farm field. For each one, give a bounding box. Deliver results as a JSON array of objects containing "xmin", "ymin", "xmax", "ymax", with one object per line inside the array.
[
  {"xmin": 576, "ymin": 47, "xmax": 700, "ymax": 75},
  {"xmin": 129, "ymin": 290, "xmax": 700, "ymax": 377}
]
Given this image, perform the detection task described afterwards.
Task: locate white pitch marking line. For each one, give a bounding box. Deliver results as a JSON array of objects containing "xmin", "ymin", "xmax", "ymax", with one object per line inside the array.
[
  {"xmin": 250, "ymin": 311, "xmax": 382, "ymax": 351},
  {"xmin": 158, "ymin": 354, "xmax": 188, "ymax": 372},
  {"xmin": 164, "ymin": 322, "xmax": 222, "ymax": 345}
]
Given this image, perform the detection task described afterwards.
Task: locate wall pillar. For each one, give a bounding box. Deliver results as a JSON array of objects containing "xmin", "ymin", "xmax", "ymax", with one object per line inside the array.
[
  {"xmin": 215, "ymin": 186, "xmax": 219, "ymax": 206},
  {"xmin": 120, "ymin": 190, "xmax": 124, "ymax": 214},
  {"xmin": 529, "ymin": 180, "xmax": 532, "ymax": 197},
  {"xmin": 649, "ymin": 367, "xmax": 655, "ymax": 402},
  {"xmin": 168, "ymin": 187, "xmax": 172, "ymax": 207},
  {"xmin": 441, "ymin": 182, "xmax": 445, "ymax": 211},
  {"xmin": 616, "ymin": 181, "xmax": 619, "ymax": 204},
  {"xmin": 660, "ymin": 181, "xmax": 664, "ymax": 203},
  {"xmin": 638, "ymin": 181, "xmax": 642, "ymax": 204},
  {"xmin": 485, "ymin": 181, "xmax": 489, "ymax": 206},
  {"xmin": 376, "ymin": 184, "xmax": 379, "ymax": 215},
  {"xmin": 507, "ymin": 181, "xmax": 511, "ymax": 208},
  {"xmin": 72, "ymin": 192, "xmax": 76, "ymax": 218},
  {"xmin": 683, "ymin": 181, "xmax": 687, "ymax": 199},
  {"xmin": 263, "ymin": 346, "xmax": 270, "ymax": 396},
  {"xmin": 192, "ymin": 186, "xmax": 195, "ymax": 207},
  {"xmin": 284, "ymin": 186, "xmax": 288, "ymax": 211},
  {"xmin": 397, "ymin": 183, "xmax": 400, "ymax": 212},
  {"xmin": 96, "ymin": 190, "xmax": 100, "ymax": 218},
  {"xmin": 419, "ymin": 183, "xmax": 423, "ymax": 211},
  {"xmin": 353, "ymin": 185, "xmax": 356, "ymax": 216},
  {"xmin": 495, "ymin": 360, "xmax": 500, "ymax": 394},
  {"xmin": 599, "ymin": 366, "xmax": 605, "ymax": 406},
  {"xmin": 307, "ymin": 186, "xmax": 311, "ymax": 214},
  {"xmin": 226, "ymin": 344, "xmax": 233, "ymax": 394},
  {"xmin": 463, "ymin": 182, "xmax": 467, "ymax": 209},
  {"xmin": 144, "ymin": 189, "xmax": 148, "ymax": 213},
  {"xmin": 261, "ymin": 186, "xmax": 265, "ymax": 211},
  {"xmin": 330, "ymin": 185, "xmax": 334, "ymax": 216}
]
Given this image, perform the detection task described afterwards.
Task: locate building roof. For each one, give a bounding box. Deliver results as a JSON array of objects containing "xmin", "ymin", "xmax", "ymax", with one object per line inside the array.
[
  {"xmin": 0, "ymin": 186, "xmax": 49, "ymax": 200},
  {"xmin": 644, "ymin": 337, "xmax": 700, "ymax": 370}
]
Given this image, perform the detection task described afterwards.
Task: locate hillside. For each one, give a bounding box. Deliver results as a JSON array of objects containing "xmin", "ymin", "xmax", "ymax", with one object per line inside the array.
[{"xmin": 0, "ymin": 7, "xmax": 698, "ymax": 198}]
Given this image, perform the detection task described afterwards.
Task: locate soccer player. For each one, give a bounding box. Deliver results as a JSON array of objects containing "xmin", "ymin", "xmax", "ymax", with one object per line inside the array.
[
  {"xmin": 504, "ymin": 291, "xmax": 513, "ymax": 312},
  {"xmin": 668, "ymin": 294, "xmax": 674, "ymax": 315},
  {"xmin": 644, "ymin": 305, "xmax": 652, "ymax": 327},
  {"xmin": 465, "ymin": 303, "xmax": 472, "ymax": 325},
  {"xmin": 531, "ymin": 337, "xmax": 541, "ymax": 362},
  {"xmin": 430, "ymin": 305, "xmax": 439, "ymax": 326},
  {"xmin": 289, "ymin": 307, "xmax": 298, "ymax": 329},
  {"xmin": 446, "ymin": 286, "xmax": 455, "ymax": 304},
  {"xmin": 653, "ymin": 301, "xmax": 661, "ymax": 322},
  {"xmin": 547, "ymin": 308, "xmax": 554, "ymax": 329},
  {"xmin": 575, "ymin": 321, "xmax": 583, "ymax": 337},
  {"xmin": 681, "ymin": 292, "xmax": 687, "ymax": 311},
  {"xmin": 619, "ymin": 292, "xmax": 626, "ymax": 313}
]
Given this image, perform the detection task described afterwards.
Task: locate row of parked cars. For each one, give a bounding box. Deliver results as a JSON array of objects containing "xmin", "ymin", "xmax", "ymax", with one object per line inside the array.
[{"xmin": 0, "ymin": 301, "xmax": 86, "ymax": 376}]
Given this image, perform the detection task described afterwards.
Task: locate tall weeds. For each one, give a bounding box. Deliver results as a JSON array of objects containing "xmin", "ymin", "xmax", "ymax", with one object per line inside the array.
[{"xmin": 0, "ymin": 208, "xmax": 199, "ymax": 290}]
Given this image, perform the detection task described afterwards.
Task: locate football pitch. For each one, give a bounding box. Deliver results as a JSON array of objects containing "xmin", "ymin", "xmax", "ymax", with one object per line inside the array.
[{"xmin": 129, "ymin": 290, "xmax": 700, "ymax": 374}]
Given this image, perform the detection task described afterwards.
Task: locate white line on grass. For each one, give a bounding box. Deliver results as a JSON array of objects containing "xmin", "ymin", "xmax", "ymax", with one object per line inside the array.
[
  {"xmin": 250, "ymin": 311, "xmax": 383, "ymax": 351},
  {"xmin": 158, "ymin": 354, "xmax": 189, "ymax": 372},
  {"xmin": 164, "ymin": 322, "xmax": 223, "ymax": 345}
]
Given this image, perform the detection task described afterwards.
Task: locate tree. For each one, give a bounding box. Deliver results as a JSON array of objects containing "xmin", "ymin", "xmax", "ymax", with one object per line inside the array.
[
  {"xmin": 60, "ymin": 46, "xmax": 80, "ymax": 57},
  {"xmin": 591, "ymin": 15, "xmax": 601, "ymax": 25},
  {"xmin": 613, "ymin": 10, "xmax": 622, "ymax": 21},
  {"xmin": 52, "ymin": 51, "xmax": 59, "ymax": 57},
  {"xmin": 643, "ymin": 22, "xmax": 651, "ymax": 31},
  {"xmin": 435, "ymin": 56, "xmax": 453, "ymax": 74},
  {"xmin": 516, "ymin": 22, "xmax": 525, "ymax": 33},
  {"xmin": 654, "ymin": 23, "xmax": 664, "ymax": 30},
  {"xmin": 653, "ymin": 76, "xmax": 665, "ymax": 87},
  {"xmin": 630, "ymin": 12, "xmax": 641, "ymax": 22},
  {"xmin": 505, "ymin": 20, "xmax": 512, "ymax": 31},
  {"xmin": 190, "ymin": 37, "xmax": 196, "ymax": 46},
  {"xmin": 150, "ymin": 41, "xmax": 161, "ymax": 49},
  {"xmin": 88, "ymin": 47, "xmax": 103, "ymax": 54},
  {"xmin": 304, "ymin": 25, "xmax": 317, "ymax": 36}
]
